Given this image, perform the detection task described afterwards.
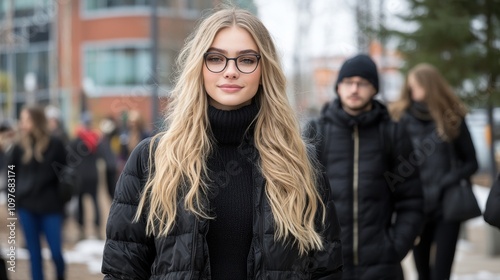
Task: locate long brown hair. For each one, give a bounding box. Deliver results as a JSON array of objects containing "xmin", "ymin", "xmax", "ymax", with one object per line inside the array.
[
  {"xmin": 390, "ymin": 63, "xmax": 467, "ymax": 141},
  {"xmin": 20, "ymin": 106, "xmax": 50, "ymax": 163}
]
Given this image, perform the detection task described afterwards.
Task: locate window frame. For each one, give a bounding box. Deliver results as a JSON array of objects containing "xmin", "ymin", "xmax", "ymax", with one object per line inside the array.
[{"xmin": 82, "ymin": 40, "xmax": 153, "ymax": 97}]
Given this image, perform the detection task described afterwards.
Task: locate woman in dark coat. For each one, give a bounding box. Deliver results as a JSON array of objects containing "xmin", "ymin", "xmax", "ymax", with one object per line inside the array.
[
  {"xmin": 102, "ymin": 8, "xmax": 343, "ymax": 279},
  {"xmin": 390, "ymin": 63, "xmax": 478, "ymax": 280},
  {"xmin": 8, "ymin": 106, "xmax": 67, "ymax": 280}
]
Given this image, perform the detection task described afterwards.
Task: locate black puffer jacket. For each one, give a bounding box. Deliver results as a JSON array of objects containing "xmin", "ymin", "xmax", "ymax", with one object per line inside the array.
[
  {"xmin": 401, "ymin": 108, "xmax": 478, "ymax": 219},
  {"xmin": 102, "ymin": 138, "xmax": 343, "ymax": 280},
  {"xmin": 308, "ymin": 99, "xmax": 423, "ymax": 279},
  {"xmin": 8, "ymin": 136, "xmax": 67, "ymax": 214}
]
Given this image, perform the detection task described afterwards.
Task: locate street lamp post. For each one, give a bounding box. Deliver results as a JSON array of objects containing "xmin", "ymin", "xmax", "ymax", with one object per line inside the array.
[{"xmin": 150, "ymin": 0, "xmax": 160, "ymax": 132}]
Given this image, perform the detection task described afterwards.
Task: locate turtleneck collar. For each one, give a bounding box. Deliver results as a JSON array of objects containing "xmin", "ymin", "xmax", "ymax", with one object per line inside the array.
[
  {"xmin": 208, "ymin": 102, "xmax": 259, "ymax": 145},
  {"xmin": 409, "ymin": 101, "xmax": 433, "ymax": 121}
]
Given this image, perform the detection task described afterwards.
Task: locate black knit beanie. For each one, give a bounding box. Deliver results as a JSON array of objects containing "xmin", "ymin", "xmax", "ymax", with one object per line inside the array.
[{"xmin": 335, "ymin": 54, "xmax": 379, "ymax": 94}]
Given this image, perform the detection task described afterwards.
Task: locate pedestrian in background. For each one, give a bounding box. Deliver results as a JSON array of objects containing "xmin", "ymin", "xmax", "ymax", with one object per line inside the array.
[
  {"xmin": 102, "ymin": 7, "xmax": 343, "ymax": 279},
  {"xmin": 305, "ymin": 54, "xmax": 423, "ymax": 279},
  {"xmin": 119, "ymin": 110, "xmax": 149, "ymax": 162},
  {"xmin": 45, "ymin": 105, "xmax": 69, "ymax": 144},
  {"xmin": 98, "ymin": 116, "xmax": 120, "ymax": 199},
  {"xmin": 7, "ymin": 106, "xmax": 66, "ymax": 280},
  {"xmin": 70, "ymin": 112, "xmax": 102, "ymax": 240},
  {"xmin": 390, "ymin": 63, "xmax": 478, "ymax": 280}
]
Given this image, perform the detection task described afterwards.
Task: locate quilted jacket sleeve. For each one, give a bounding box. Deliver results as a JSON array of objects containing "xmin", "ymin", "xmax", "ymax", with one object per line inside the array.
[
  {"xmin": 386, "ymin": 121, "xmax": 424, "ymax": 261},
  {"xmin": 102, "ymin": 139, "xmax": 156, "ymax": 280},
  {"xmin": 310, "ymin": 173, "xmax": 343, "ymax": 280}
]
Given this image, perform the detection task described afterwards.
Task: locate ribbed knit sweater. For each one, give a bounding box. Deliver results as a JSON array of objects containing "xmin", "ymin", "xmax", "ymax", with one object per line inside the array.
[{"xmin": 206, "ymin": 102, "xmax": 258, "ymax": 280}]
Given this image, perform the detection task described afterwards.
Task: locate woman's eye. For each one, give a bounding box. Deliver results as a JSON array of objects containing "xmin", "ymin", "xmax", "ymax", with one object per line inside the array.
[
  {"xmin": 207, "ymin": 55, "xmax": 224, "ymax": 63},
  {"xmin": 239, "ymin": 56, "xmax": 256, "ymax": 64}
]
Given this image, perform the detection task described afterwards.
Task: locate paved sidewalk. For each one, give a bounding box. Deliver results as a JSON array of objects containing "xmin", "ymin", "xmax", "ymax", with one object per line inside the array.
[
  {"xmin": 402, "ymin": 223, "xmax": 500, "ymax": 280},
  {"xmin": 402, "ymin": 184, "xmax": 500, "ymax": 280}
]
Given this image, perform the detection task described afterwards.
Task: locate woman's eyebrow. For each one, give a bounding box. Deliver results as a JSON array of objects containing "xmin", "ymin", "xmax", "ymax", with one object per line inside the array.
[
  {"xmin": 238, "ymin": 49, "xmax": 259, "ymax": 55},
  {"xmin": 206, "ymin": 47, "xmax": 259, "ymax": 55}
]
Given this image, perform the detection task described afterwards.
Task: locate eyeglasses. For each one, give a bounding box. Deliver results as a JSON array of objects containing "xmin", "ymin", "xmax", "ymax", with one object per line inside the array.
[
  {"xmin": 340, "ymin": 80, "xmax": 372, "ymax": 89},
  {"xmin": 204, "ymin": 52, "xmax": 261, "ymax": 74}
]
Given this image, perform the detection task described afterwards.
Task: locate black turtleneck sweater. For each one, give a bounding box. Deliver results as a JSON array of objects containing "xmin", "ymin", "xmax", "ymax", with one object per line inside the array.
[{"xmin": 206, "ymin": 103, "xmax": 258, "ymax": 280}]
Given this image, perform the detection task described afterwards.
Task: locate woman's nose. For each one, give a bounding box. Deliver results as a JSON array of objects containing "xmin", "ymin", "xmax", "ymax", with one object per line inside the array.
[{"xmin": 223, "ymin": 60, "xmax": 239, "ymax": 79}]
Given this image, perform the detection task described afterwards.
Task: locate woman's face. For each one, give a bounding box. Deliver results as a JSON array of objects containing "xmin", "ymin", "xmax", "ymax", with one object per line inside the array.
[
  {"xmin": 203, "ymin": 26, "xmax": 261, "ymax": 110},
  {"xmin": 408, "ymin": 74, "xmax": 426, "ymax": 102},
  {"xmin": 19, "ymin": 109, "xmax": 34, "ymax": 135}
]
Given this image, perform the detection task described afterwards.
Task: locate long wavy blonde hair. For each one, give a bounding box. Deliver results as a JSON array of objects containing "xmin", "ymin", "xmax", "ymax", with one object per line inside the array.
[
  {"xmin": 20, "ymin": 106, "xmax": 50, "ymax": 163},
  {"xmin": 389, "ymin": 63, "xmax": 467, "ymax": 141},
  {"xmin": 135, "ymin": 8, "xmax": 325, "ymax": 254}
]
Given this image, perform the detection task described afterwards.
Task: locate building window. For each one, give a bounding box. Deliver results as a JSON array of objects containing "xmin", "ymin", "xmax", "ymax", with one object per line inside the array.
[
  {"xmin": 9, "ymin": 0, "xmax": 51, "ymax": 18},
  {"xmin": 184, "ymin": 0, "xmax": 212, "ymax": 12},
  {"xmin": 0, "ymin": 0, "xmax": 53, "ymax": 19},
  {"xmin": 0, "ymin": 54, "xmax": 6, "ymax": 72},
  {"xmin": 160, "ymin": 0, "xmax": 175, "ymax": 8},
  {"xmin": 12, "ymin": 22, "xmax": 51, "ymax": 44},
  {"xmin": 0, "ymin": 0, "xmax": 6, "ymax": 18},
  {"xmin": 84, "ymin": 0, "xmax": 151, "ymax": 11},
  {"xmin": 84, "ymin": 46, "xmax": 151, "ymax": 89},
  {"xmin": 14, "ymin": 50, "xmax": 49, "ymax": 92}
]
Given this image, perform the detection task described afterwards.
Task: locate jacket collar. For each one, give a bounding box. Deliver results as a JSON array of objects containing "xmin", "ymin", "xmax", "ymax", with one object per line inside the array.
[{"xmin": 321, "ymin": 98, "xmax": 389, "ymax": 128}]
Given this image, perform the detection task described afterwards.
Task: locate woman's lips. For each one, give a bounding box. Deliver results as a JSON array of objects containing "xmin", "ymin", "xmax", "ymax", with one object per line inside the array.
[{"xmin": 218, "ymin": 84, "xmax": 243, "ymax": 93}]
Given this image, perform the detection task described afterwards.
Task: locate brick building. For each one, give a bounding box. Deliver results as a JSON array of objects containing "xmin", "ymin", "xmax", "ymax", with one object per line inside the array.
[{"xmin": 0, "ymin": 0, "xmax": 217, "ymax": 132}]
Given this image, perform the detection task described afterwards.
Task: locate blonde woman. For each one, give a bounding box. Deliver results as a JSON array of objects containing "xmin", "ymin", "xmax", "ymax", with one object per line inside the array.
[
  {"xmin": 390, "ymin": 63, "xmax": 478, "ymax": 280},
  {"xmin": 102, "ymin": 7, "xmax": 343, "ymax": 280}
]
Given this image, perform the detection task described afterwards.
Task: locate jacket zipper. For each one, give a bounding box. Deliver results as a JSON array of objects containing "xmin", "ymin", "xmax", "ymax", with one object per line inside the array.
[
  {"xmin": 190, "ymin": 218, "xmax": 199, "ymax": 280},
  {"xmin": 352, "ymin": 125, "xmax": 360, "ymax": 266}
]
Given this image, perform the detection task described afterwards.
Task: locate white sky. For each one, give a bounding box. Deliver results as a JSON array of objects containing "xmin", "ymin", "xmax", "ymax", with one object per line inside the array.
[{"xmin": 254, "ymin": 0, "xmax": 410, "ymax": 73}]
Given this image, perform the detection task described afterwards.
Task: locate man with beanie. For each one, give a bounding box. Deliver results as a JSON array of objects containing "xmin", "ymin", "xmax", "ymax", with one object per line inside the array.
[{"xmin": 305, "ymin": 54, "xmax": 424, "ymax": 279}]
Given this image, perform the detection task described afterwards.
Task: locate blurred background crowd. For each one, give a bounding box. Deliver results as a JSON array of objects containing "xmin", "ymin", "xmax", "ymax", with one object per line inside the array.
[{"xmin": 0, "ymin": 0, "xmax": 499, "ymax": 279}]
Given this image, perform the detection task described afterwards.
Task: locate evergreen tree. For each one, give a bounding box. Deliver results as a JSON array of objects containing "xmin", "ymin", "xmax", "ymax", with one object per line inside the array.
[
  {"xmin": 386, "ymin": 0, "xmax": 500, "ymax": 174},
  {"xmin": 386, "ymin": 0, "xmax": 500, "ymax": 106}
]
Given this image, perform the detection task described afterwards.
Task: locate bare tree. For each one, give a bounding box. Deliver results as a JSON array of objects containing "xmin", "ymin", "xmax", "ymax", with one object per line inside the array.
[{"xmin": 291, "ymin": 0, "xmax": 313, "ymax": 111}]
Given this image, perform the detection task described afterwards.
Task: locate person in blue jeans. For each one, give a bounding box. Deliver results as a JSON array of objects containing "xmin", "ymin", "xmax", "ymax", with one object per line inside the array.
[{"xmin": 8, "ymin": 106, "xmax": 67, "ymax": 280}]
